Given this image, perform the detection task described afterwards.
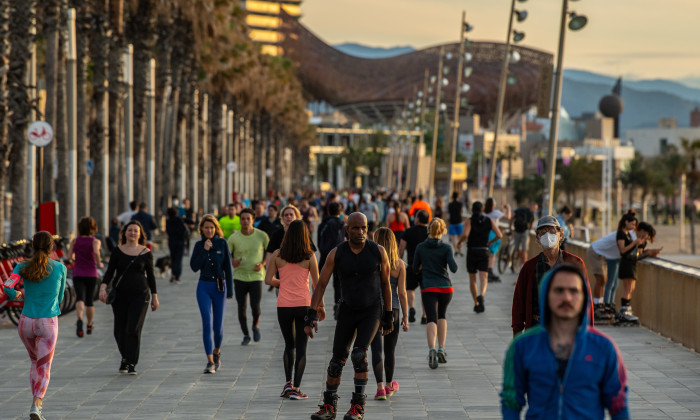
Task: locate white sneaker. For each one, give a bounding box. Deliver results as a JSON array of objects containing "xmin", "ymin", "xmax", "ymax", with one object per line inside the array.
[{"xmin": 30, "ymin": 404, "xmax": 45, "ymax": 420}]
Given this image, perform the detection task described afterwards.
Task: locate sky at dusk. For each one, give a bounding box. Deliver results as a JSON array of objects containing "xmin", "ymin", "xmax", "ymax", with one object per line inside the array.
[{"xmin": 301, "ymin": 0, "xmax": 700, "ymax": 85}]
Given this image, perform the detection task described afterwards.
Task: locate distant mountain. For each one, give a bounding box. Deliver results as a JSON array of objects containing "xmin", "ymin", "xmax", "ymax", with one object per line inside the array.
[{"xmin": 333, "ymin": 43, "xmax": 415, "ymax": 58}]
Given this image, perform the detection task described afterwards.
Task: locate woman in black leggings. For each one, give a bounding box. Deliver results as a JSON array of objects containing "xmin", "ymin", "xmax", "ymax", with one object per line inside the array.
[
  {"xmin": 264, "ymin": 220, "xmax": 322, "ymax": 400},
  {"xmin": 370, "ymin": 227, "xmax": 408, "ymax": 400}
]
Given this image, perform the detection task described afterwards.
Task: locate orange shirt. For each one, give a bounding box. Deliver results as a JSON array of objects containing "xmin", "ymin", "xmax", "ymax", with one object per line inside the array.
[{"xmin": 408, "ymin": 200, "xmax": 432, "ymax": 220}]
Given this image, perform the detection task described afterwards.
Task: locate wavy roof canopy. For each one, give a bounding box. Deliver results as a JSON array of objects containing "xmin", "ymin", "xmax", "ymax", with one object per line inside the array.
[{"xmin": 280, "ymin": 12, "xmax": 554, "ymax": 126}]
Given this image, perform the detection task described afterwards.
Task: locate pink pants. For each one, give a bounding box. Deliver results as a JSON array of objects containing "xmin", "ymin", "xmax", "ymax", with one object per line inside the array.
[{"xmin": 18, "ymin": 315, "xmax": 58, "ymax": 399}]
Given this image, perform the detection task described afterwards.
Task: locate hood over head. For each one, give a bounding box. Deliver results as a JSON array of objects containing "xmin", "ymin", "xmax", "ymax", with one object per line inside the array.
[{"xmin": 538, "ymin": 263, "xmax": 591, "ymax": 330}]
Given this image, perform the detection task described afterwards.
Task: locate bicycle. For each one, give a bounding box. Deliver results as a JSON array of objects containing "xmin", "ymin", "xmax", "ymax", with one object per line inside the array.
[{"xmin": 497, "ymin": 231, "xmax": 519, "ymax": 275}]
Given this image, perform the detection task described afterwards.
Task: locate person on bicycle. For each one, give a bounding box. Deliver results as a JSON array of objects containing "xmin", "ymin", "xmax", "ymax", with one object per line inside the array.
[{"xmin": 511, "ymin": 216, "xmax": 593, "ymax": 336}]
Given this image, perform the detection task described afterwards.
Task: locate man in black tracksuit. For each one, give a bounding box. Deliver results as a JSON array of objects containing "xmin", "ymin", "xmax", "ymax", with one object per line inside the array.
[{"xmin": 305, "ymin": 212, "xmax": 394, "ymax": 420}]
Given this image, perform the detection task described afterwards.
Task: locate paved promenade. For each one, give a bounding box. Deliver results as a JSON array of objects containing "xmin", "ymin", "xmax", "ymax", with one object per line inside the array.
[{"xmin": 1, "ymin": 247, "xmax": 699, "ymax": 419}]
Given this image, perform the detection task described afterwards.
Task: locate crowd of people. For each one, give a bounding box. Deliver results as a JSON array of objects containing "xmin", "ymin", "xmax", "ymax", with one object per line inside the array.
[{"xmin": 5, "ymin": 186, "xmax": 662, "ymax": 420}]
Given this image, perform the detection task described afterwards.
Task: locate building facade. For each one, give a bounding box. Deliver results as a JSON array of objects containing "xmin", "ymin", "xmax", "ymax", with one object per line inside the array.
[{"xmin": 244, "ymin": 0, "xmax": 301, "ymax": 56}]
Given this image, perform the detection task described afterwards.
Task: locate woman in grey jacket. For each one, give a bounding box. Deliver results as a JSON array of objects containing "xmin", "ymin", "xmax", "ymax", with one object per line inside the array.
[{"xmin": 413, "ymin": 218, "xmax": 457, "ymax": 369}]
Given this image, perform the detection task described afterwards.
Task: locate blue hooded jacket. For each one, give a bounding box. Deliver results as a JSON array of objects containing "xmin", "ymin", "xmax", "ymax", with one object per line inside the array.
[
  {"xmin": 501, "ymin": 264, "xmax": 629, "ymax": 420},
  {"xmin": 190, "ymin": 234, "xmax": 234, "ymax": 298}
]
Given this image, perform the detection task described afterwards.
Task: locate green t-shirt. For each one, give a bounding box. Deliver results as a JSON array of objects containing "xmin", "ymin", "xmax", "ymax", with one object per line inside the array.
[
  {"xmin": 219, "ymin": 215, "xmax": 241, "ymax": 239},
  {"xmin": 227, "ymin": 228, "xmax": 269, "ymax": 281}
]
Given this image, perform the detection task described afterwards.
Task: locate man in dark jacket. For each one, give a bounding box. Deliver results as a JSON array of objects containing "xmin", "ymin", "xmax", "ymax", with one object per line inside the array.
[
  {"xmin": 317, "ymin": 202, "xmax": 346, "ymax": 317},
  {"xmin": 501, "ymin": 264, "xmax": 629, "ymax": 420},
  {"xmin": 131, "ymin": 202, "xmax": 158, "ymax": 242}
]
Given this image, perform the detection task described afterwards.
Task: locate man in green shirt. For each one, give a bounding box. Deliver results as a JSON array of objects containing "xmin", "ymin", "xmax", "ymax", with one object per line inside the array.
[
  {"xmin": 219, "ymin": 203, "xmax": 241, "ymax": 239},
  {"xmin": 228, "ymin": 208, "xmax": 269, "ymax": 345}
]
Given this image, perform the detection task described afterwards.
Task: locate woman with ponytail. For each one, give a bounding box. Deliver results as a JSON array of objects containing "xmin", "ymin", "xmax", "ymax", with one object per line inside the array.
[{"xmin": 3, "ymin": 231, "xmax": 67, "ymax": 420}]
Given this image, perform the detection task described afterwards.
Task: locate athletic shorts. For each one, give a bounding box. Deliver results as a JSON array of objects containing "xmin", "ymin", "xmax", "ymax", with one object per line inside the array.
[
  {"xmin": 513, "ymin": 231, "xmax": 530, "ymax": 251},
  {"xmin": 405, "ymin": 266, "xmax": 422, "ymax": 291},
  {"xmin": 73, "ymin": 276, "xmax": 98, "ymax": 306},
  {"xmin": 466, "ymin": 248, "xmax": 489, "ymax": 274},
  {"xmin": 448, "ymin": 223, "xmax": 464, "ymax": 236},
  {"xmin": 586, "ymin": 246, "xmax": 606, "ymax": 276}
]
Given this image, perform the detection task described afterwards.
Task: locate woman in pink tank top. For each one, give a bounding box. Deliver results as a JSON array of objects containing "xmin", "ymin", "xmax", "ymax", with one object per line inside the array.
[
  {"xmin": 67, "ymin": 216, "xmax": 104, "ymax": 338},
  {"xmin": 264, "ymin": 220, "xmax": 323, "ymax": 400}
]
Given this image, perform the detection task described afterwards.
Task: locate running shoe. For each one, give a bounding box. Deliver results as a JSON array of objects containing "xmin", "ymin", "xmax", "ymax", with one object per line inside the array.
[
  {"xmin": 29, "ymin": 404, "xmax": 45, "ymax": 420},
  {"xmin": 213, "ymin": 353, "xmax": 221, "ymax": 370},
  {"xmin": 280, "ymin": 381, "xmax": 293, "ymax": 398},
  {"xmin": 127, "ymin": 364, "xmax": 137, "ymax": 375},
  {"xmin": 241, "ymin": 335, "xmax": 251, "ymax": 346},
  {"xmin": 203, "ymin": 361, "xmax": 216, "ymax": 374},
  {"xmin": 374, "ymin": 388, "xmax": 387, "ymax": 400},
  {"xmin": 119, "ymin": 359, "xmax": 128, "ymax": 373},
  {"xmin": 87, "ymin": 323, "xmax": 94, "ymax": 335},
  {"xmin": 288, "ymin": 389, "xmax": 308, "ymax": 400},
  {"xmin": 437, "ymin": 349, "xmax": 447, "ymax": 363},
  {"xmin": 76, "ymin": 319, "xmax": 84, "ymax": 338},
  {"xmin": 475, "ymin": 295, "xmax": 485, "ymax": 313},
  {"xmin": 428, "ymin": 349, "xmax": 438, "ymax": 369},
  {"xmin": 420, "ymin": 316, "xmax": 427, "ymax": 325},
  {"xmin": 253, "ymin": 327, "xmax": 261, "ymax": 342},
  {"xmin": 384, "ymin": 381, "xmax": 399, "ymax": 397},
  {"xmin": 409, "ymin": 307, "xmax": 416, "ymax": 323}
]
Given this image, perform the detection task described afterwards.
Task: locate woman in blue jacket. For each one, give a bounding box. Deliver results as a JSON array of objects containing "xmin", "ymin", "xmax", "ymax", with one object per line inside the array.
[
  {"xmin": 412, "ymin": 218, "xmax": 457, "ymax": 370},
  {"xmin": 190, "ymin": 214, "xmax": 233, "ymax": 374}
]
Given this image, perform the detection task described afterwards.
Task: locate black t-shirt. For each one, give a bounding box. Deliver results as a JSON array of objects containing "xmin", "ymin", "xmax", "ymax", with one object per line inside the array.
[
  {"xmin": 402, "ymin": 225, "xmax": 428, "ymax": 266},
  {"xmin": 266, "ymin": 228, "xmax": 317, "ymax": 254},
  {"xmin": 448, "ymin": 201, "xmax": 463, "ymax": 225},
  {"xmin": 513, "ymin": 207, "xmax": 534, "ymax": 232},
  {"xmin": 467, "ymin": 215, "xmax": 492, "ymax": 248},
  {"xmin": 617, "ymin": 230, "xmax": 636, "ymax": 261}
]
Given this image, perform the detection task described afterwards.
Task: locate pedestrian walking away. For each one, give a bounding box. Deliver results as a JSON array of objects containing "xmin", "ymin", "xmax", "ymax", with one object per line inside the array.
[
  {"xmin": 190, "ymin": 215, "xmax": 233, "ymax": 373},
  {"xmin": 509, "ymin": 202, "xmax": 537, "ymax": 270},
  {"xmin": 99, "ymin": 221, "xmax": 159, "ymax": 376},
  {"xmin": 265, "ymin": 220, "xmax": 322, "ymax": 401},
  {"xmin": 398, "ymin": 209, "xmax": 429, "ymax": 324},
  {"xmin": 447, "ymin": 192, "xmax": 464, "ymax": 256},
  {"xmin": 66, "ymin": 216, "xmax": 104, "ymax": 337},
  {"xmin": 615, "ymin": 220, "xmax": 659, "ymax": 326},
  {"xmin": 4, "ymin": 231, "xmax": 67, "ymax": 420},
  {"xmin": 483, "ymin": 197, "xmax": 510, "ymax": 283},
  {"xmin": 511, "ymin": 215, "xmax": 593, "ymax": 336},
  {"xmin": 305, "ymin": 212, "xmax": 394, "ymax": 420},
  {"xmin": 370, "ymin": 227, "xmax": 408, "ymax": 399},
  {"xmin": 228, "ymin": 208, "xmax": 269, "ymax": 345},
  {"xmin": 413, "ymin": 218, "xmax": 458, "ymax": 369},
  {"xmin": 501, "ymin": 264, "xmax": 630, "ymax": 420},
  {"xmin": 457, "ymin": 202, "xmax": 502, "ymax": 313},
  {"xmin": 166, "ymin": 207, "xmax": 188, "ymax": 284}
]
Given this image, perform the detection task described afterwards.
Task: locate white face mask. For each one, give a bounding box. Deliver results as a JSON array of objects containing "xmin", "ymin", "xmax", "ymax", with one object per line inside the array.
[{"xmin": 539, "ymin": 232, "xmax": 559, "ymax": 249}]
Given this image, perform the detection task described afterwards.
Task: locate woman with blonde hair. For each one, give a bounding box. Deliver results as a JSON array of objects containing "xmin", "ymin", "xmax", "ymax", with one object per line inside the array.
[
  {"xmin": 4, "ymin": 231, "xmax": 67, "ymax": 420},
  {"xmin": 369, "ymin": 227, "xmax": 408, "ymax": 400},
  {"xmin": 412, "ymin": 218, "xmax": 457, "ymax": 369},
  {"xmin": 190, "ymin": 214, "xmax": 233, "ymax": 374}
]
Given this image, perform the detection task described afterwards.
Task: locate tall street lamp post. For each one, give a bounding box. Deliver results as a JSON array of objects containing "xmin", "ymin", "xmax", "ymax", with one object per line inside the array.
[
  {"xmin": 544, "ymin": 0, "xmax": 588, "ymax": 214},
  {"xmin": 487, "ymin": 0, "xmax": 528, "ymax": 197}
]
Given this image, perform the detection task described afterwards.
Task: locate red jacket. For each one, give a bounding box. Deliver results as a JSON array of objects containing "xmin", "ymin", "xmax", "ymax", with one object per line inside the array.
[{"xmin": 511, "ymin": 250, "xmax": 594, "ymax": 335}]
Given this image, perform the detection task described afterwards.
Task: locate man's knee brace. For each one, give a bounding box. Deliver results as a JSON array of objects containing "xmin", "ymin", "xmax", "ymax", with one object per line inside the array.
[
  {"xmin": 327, "ymin": 357, "xmax": 346, "ymax": 378},
  {"xmin": 350, "ymin": 347, "xmax": 368, "ymax": 374}
]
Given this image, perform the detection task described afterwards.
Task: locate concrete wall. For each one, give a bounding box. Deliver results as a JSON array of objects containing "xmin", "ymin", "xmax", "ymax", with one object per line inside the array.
[{"xmin": 528, "ymin": 237, "xmax": 700, "ymax": 352}]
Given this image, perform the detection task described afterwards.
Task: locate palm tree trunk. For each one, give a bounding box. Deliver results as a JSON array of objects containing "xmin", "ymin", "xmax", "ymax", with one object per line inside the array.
[
  {"xmin": 73, "ymin": 0, "xmax": 90, "ymax": 218},
  {"xmin": 0, "ymin": 0, "xmax": 11, "ymax": 242},
  {"xmin": 209, "ymin": 96, "xmax": 222, "ymax": 208},
  {"xmin": 8, "ymin": 0, "xmax": 35, "ymax": 240},
  {"xmin": 40, "ymin": 0, "xmax": 60, "ymax": 203},
  {"xmin": 56, "ymin": 17, "xmax": 69, "ymax": 235}
]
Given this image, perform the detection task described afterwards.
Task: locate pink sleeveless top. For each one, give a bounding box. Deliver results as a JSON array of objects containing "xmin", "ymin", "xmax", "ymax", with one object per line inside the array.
[
  {"xmin": 277, "ymin": 262, "xmax": 311, "ymax": 308},
  {"xmin": 73, "ymin": 236, "xmax": 99, "ymax": 278}
]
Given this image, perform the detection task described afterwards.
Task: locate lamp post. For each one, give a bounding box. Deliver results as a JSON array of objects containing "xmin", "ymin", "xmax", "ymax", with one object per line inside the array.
[
  {"xmin": 428, "ymin": 46, "xmax": 445, "ymax": 203},
  {"xmin": 448, "ymin": 11, "xmax": 474, "ymax": 196},
  {"xmin": 544, "ymin": 0, "xmax": 588, "ymax": 214},
  {"xmin": 487, "ymin": 0, "xmax": 528, "ymax": 197}
]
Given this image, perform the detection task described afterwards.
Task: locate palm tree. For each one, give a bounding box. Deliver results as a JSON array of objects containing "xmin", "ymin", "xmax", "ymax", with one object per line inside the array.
[
  {"xmin": 503, "ymin": 145, "xmax": 518, "ymax": 187},
  {"xmin": 619, "ymin": 152, "xmax": 647, "ymax": 208},
  {"xmin": 681, "ymin": 138, "xmax": 700, "ymax": 254},
  {"xmin": 0, "ymin": 0, "xmax": 10, "ymax": 242},
  {"xmin": 72, "ymin": 0, "xmax": 91, "ymax": 218},
  {"xmin": 8, "ymin": 0, "xmax": 36, "ymax": 240},
  {"xmin": 40, "ymin": 0, "xmax": 61, "ymax": 203}
]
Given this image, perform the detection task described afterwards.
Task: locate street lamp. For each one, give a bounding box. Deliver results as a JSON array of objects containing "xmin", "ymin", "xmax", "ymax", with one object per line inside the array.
[
  {"xmin": 447, "ymin": 11, "xmax": 474, "ymax": 196},
  {"xmin": 544, "ymin": 0, "xmax": 588, "ymax": 214},
  {"xmin": 487, "ymin": 0, "xmax": 528, "ymax": 197}
]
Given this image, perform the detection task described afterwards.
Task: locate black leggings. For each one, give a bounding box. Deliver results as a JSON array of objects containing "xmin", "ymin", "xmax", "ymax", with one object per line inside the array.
[
  {"xmin": 331, "ymin": 302, "xmax": 380, "ymax": 363},
  {"xmin": 234, "ymin": 280, "xmax": 262, "ymax": 336},
  {"xmin": 111, "ymin": 292, "xmax": 150, "ymax": 365},
  {"xmin": 370, "ymin": 308, "xmax": 400, "ymax": 383},
  {"xmin": 73, "ymin": 276, "xmax": 98, "ymax": 306},
  {"xmin": 421, "ymin": 292, "xmax": 453, "ymax": 324},
  {"xmin": 277, "ymin": 306, "xmax": 309, "ymax": 387}
]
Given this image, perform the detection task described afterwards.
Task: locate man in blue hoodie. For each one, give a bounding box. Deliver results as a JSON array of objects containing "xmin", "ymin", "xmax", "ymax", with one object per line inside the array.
[{"xmin": 501, "ymin": 264, "xmax": 629, "ymax": 420}]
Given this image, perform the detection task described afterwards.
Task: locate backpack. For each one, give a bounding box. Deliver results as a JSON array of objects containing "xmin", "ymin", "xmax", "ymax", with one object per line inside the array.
[
  {"xmin": 513, "ymin": 209, "xmax": 529, "ymax": 232},
  {"xmin": 318, "ymin": 217, "xmax": 345, "ymax": 255}
]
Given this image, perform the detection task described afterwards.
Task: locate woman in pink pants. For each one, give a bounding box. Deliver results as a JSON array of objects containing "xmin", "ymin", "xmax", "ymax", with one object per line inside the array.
[{"xmin": 3, "ymin": 231, "xmax": 67, "ymax": 420}]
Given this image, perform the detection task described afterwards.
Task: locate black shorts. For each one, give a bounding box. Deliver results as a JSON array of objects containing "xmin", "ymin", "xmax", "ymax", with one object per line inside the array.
[
  {"xmin": 466, "ymin": 248, "xmax": 489, "ymax": 274},
  {"xmin": 405, "ymin": 266, "xmax": 422, "ymax": 290},
  {"xmin": 73, "ymin": 276, "xmax": 98, "ymax": 306},
  {"xmin": 421, "ymin": 292, "xmax": 453, "ymax": 324}
]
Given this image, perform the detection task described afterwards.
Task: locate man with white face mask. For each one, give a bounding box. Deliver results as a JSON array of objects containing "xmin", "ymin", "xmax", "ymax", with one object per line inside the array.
[{"xmin": 511, "ymin": 216, "xmax": 594, "ymax": 336}]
